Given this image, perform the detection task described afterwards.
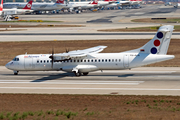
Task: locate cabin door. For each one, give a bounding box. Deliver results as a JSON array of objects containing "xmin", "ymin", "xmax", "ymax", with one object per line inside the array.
[
  {"xmin": 24, "ymin": 58, "xmax": 33, "ymax": 70},
  {"xmin": 123, "ymin": 54, "xmax": 129, "ymax": 68}
]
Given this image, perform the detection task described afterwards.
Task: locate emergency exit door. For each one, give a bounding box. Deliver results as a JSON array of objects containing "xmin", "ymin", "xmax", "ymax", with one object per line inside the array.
[{"xmin": 123, "ymin": 54, "xmax": 129, "ymax": 68}]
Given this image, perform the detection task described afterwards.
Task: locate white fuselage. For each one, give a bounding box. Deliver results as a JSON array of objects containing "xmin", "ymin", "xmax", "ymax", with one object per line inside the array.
[
  {"xmin": 3, "ymin": 8, "xmax": 33, "ymax": 15},
  {"xmin": 5, "ymin": 53, "xmax": 174, "ymax": 73},
  {"xmin": 3, "ymin": 1, "xmax": 109, "ymax": 11},
  {"xmin": 58, "ymin": 2, "xmax": 99, "ymax": 10},
  {"xmin": 106, "ymin": 3, "xmax": 119, "ymax": 8},
  {"xmin": 4, "ymin": 2, "xmax": 61, "ymax": 11}
]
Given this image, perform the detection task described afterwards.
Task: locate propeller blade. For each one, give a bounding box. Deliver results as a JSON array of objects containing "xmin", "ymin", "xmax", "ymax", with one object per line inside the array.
[
  {"xmin": 66, "ymin": 48, "xmax": 69, "ymax": 53},
  {"xmin": 49, "ymin": 48, "xmax": 54, "ymax": 69}
]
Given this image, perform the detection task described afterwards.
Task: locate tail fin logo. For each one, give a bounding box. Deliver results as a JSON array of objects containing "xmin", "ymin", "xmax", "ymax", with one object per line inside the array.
[
  {"xmin": 0, "ymin": 0, "xmax": 3, "ymax": 11},
  {"xmin": 150, "ymin": 32, "xmax": 164, "ymax": 54},
  {"xmin": 157, "ymin": 32, "xmax": 163, "ymax": 39},
  {"xmin": 151, "ymin": 47, "xmax": 157, "ymax": 54},
  {"xmin": 27, "ymin": 3, "xmax": 32, "ymax": 8},
  {"xmin": 154, "ymin": 40, "xmax": 160, "ymax": 47}
]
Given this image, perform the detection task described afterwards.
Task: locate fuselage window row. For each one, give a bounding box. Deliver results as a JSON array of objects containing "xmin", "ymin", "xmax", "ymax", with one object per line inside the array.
[{"xmin": 36, "ymin": 59, "xmax": 121, "ymax": 63}]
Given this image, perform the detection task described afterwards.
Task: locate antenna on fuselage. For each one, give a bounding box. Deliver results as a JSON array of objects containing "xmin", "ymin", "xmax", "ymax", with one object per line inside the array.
[{"xmin": 25, "ymin": 52, "xmax": 27, "ymax": 55}]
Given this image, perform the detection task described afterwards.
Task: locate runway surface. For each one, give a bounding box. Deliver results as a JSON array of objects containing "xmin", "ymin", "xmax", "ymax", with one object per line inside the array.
[
  {"xmin": 1, "ymin": 66, "xmax": 180, "ymax": 95},
  {"xmin": 0, "ymin": 5, "xmax": 180, "ymax": 96}
]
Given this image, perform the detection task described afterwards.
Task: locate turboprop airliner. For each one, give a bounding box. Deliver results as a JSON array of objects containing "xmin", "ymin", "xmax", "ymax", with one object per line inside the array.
[{"xmin": 5, "ymin": 25, "xmax": 175, "ymax": 76}]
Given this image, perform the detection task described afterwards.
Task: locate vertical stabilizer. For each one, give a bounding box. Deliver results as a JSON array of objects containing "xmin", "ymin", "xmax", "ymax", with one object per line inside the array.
[
  {"xmin": 0, "ymin": 0, "xmax": 3, "ymax": 16},
  {"xmin": 23, "ymin": 0, "xmax": 33, "ymax": 10},
  {"xmin": 56, "ymin": 0, "xmax": 64, "ymax": 4},
  {"xmin": 91, "ymin": 0, "xmax": 98, "ymax": 4},
  {"xmin": 141, "ymin": 25, "xmax": 174, "ymax": 55},
  {"xmin": 123, "ymin": 25, "xmax": 174, "ymax": 55},
  {"xmin": 0, "ymin": 0, "xmax": 3, "ymax": 11}
]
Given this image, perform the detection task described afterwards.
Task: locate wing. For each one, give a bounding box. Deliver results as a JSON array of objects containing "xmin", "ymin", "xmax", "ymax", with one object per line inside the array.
[{"xmin": 53, "ymin": 46, "xmax": 107, "ymax": 61}]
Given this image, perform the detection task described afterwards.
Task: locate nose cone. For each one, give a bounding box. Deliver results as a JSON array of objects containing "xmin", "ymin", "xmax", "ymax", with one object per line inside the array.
[{"xmin": 5, "ymin": 62, "xmax": 10, "ymax": 69}]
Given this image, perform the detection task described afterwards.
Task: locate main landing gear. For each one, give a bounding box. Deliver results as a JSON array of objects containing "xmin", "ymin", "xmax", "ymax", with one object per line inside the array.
[
  {"xmin": 73, "ymin": 72, "xmax": 89, "ymax": 77},
  {"xmin": 83, "ymin": 72, "xmax": 89, "ymax": 76}
]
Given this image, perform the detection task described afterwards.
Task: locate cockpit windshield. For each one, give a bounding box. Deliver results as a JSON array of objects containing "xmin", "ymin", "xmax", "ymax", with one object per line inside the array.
[{"xmin": 13, "ymin": 57, "xmax": 19, "ymax": 61}]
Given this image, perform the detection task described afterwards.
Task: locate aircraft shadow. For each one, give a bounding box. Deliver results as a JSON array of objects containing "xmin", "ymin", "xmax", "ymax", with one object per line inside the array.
[
  {"xmin": 31, "ymin": 73, "xmax": 75, "ymax": 82},
  {"xmin": 118, "ymin": 74, "xmax": 134, "ymax": 77},
  {"xmin": 87, "ymin": 74, "xmax": 135, "ymax": 77}
]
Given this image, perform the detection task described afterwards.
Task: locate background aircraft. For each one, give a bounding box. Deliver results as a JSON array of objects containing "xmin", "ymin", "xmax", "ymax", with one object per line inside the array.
[
  {"xmin": 3, "ymin": 0, "xmax": 129, "ymax": 14},
  {"xmin": 3, "ymin": 0, "xmax": 64, "ymax": 13},
  {"xmin": 56, "ymin": 0, "xmax": 100, "ymax": 13},
  {"xmin": 6, "ymin": 25, "xmax": 175, "ymax": 76},
  {"xmin": 0, "ymin": 0, "xmax": 33, "ymax": 20}
]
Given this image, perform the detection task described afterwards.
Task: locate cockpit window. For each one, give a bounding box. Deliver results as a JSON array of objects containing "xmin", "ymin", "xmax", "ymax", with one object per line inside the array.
[{"xmin": 13, "ymin": 57, "xmax": 19, "ymax": 61}]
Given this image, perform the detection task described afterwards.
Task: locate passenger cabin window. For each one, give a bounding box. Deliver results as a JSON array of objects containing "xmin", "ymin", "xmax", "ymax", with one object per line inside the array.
[
  {"xmin": 40, "ymin": 60, "xmax": 42, "ymax": 63},
  {"xmin": 109, "ymin": 59, "xmax": 111, "ymax": 62},
  {"xmin": 119, "ymin": 59, "xmax": 121, "ymax": 62},
  {"xmin": 91, "ymin": 60, "xmax": 93, "ymax": 62},
  {"xmin": 74, "ymin": 60, "xmax": 76, "ymax": 62},
  {"xmin": 88, "ymin": 60, "xmax": 90, "ymax": 62},
  {"xmin": 112, "ymin": 59, "xmax": 114, "ymax": 62},
  {"xmin": 37, "ymin": 60, "xmax": 39, "ymax": 63},
  {"xmin": 105, "ymin": 59, "xmax": 107, "ymax": 62},
  {"xmin": 47, "ymin": 60, "xmax": 49, "ymax": 63},
  {"xmin": 84, "ymin": 60, "xmax": 86, "ymax": 62},
  {"xmin": 95, "ymin": 60, "xmax": 97, "ymax": 62},
  {"xmin": 99, "ymin": 59, "xmax": 100, "ymax": 62},
  {"xmin": 44, "ymin": 60, "xmax": 46, "ymax": 63},
  {"xmin": 102, "ymin": 59, "xmax": 104, "ymax": 62}
]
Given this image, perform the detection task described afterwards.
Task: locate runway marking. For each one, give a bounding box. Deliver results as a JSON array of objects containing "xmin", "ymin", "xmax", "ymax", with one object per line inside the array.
[
  {"xmin": 0, "ymin": 87, "xmax": 180, "ymax": 91},
  {"xmin": 36, "ymin": 71, "xmax": 176, "ymax": 74},
  {"xmin": 0, "ymin": 80, "xmax": 144, "ymax": 85},
  {"xmin": 129, "ymin": 75, "xmax": 180, "ymax": 78},
  {"xmin": 134, "ymin": 12, "xmax": 144, "ymax": 15},
  {"xmin": 95, "ymin": 71, "xmax": 175, "ymax": 74}
]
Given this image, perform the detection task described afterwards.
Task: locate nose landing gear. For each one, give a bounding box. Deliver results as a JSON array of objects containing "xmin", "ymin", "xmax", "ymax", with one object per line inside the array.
[{"xmin": 13, "ymin": 71, "xmax": 19, "ymax": 75}]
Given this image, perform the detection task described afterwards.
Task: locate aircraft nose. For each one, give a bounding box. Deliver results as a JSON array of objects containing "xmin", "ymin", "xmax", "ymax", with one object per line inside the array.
[{"xmin": 5, "ymin": 62, "xmax": 10, "ymax": 69}]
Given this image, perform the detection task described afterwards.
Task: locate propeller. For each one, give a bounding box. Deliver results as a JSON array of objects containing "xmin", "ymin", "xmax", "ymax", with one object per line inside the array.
[
  {"xmin": 49, "ymin": 48, "xmax": 54, "ymax": 68},
  {"xmin": 65, "ymin": 48, "xmax": 69, "ymax": 53}
]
